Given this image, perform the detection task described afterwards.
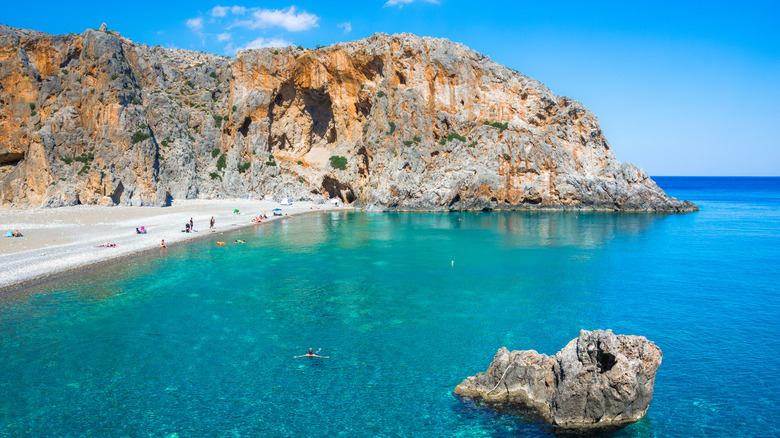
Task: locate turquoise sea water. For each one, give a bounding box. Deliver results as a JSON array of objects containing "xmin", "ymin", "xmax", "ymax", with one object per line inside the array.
[{"xmin": 1, "ymin": 177, "xmax": 779, "ymax": 437}]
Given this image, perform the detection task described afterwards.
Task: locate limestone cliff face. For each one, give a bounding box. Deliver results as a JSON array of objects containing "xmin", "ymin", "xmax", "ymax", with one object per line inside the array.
[{"xmin": 0, "ymin": 25, "xmax": 696, "ymax": 211}]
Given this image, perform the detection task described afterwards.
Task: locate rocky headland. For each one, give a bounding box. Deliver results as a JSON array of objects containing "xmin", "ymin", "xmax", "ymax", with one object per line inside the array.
[
  {"xmin": 454, "ymin": 329, "xmax": 663, "ymax": 433},
  {"xmin": 0, "ymin": 24, "xmax": 696, "ymax": 211}
]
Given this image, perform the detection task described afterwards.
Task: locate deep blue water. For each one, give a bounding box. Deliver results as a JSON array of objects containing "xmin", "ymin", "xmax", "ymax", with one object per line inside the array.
[{"xmin": 1, "ymin": 177, "xmax": 778, "ymax": 437}]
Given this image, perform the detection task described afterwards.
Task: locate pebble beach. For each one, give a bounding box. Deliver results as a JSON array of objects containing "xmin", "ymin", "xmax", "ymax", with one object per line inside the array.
[{"xmin": 0, "ymin": 199, "xmax": 348, "ymax": 291}]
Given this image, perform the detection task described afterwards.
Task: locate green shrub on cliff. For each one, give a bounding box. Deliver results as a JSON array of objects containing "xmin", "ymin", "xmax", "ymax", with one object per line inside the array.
[
  {"xmin": 131, "ymin": 132, "xmax": 150, "ymax": 144},
  {"xmin": 387, "ymin": 121, "xmax": 396, "ymax": 135},
  {"xmin": 216, "ymin": 153, "xmax": 227, "ymax": 171},
  {"xmin": 329, "ymin": 155, "xmax": 347, "ymax": 170},
  {"xmin": 211, "ymin": 148, "xmax": 220, "ymax": 158},
  {"xmin": 73, "ymin": 152, "xmax": 94, "ymax": 163},
  {"xmin": 483, "ymin": 121, "xmax": 509, "ymax": 132}
]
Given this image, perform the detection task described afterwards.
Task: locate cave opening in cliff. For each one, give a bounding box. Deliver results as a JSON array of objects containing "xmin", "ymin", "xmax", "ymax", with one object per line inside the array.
[
  {"xmin": 448, "ymin": 193, "xmax": 460, "ymax": 208},
  {"xmin": 357, "ymin": 146, "xmax": 371, "ymax": 177},
  {"xmin": 355, "ymin": 96, "xmax": 372, "ymax": 120},
  {"xmin": 0, "ymin": 152, "xmax": 24, "ymax": 167},
  {"xmin": 322, "ymin": 176, "xmax": 355, "ymax": 203},
  {"xmin": 238, "ymin": 117, "xmax": 252, "ymax": 137},
  {"xmin": 303, "ymin": 88, "xmax": 335, "ymax": 144}
]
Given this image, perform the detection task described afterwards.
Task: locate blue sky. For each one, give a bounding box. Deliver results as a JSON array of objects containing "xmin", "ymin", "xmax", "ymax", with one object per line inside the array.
[{"xmin": 3, "ymin": 1, "xmax": 778, "ymax": 176}]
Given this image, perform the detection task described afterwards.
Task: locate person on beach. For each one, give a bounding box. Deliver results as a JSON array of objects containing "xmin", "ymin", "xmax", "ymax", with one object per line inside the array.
[
  {"xmin": 184, "ymin": 222, "xmax": 190, "ymax": 233},
  {"xmin": 294, "ymin": 348, "xmax": 329, "ymax": 358},
  {"xmin": 12, "ymin": 229, "xmax": 23, "ymax": 237},
  {"xmin": 189, "ymin": 218, "xmax": 194, "ymax": 231},
  {"xmin": 209, "ymin": 216, "xmax": 215, "ymax": 231},
  {"xmin": 160, "ymin": 240, "xmax": 167, "ymax": 248}
]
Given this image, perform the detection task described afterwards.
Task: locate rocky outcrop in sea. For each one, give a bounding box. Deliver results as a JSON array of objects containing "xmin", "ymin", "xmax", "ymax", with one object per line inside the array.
[
  {"xmin": 454, "ymin": 329, "xmax": 662, "ymax": 433},
  {"xmin": 0, "ymin": 25, "xmax": 696, "ymax": 211}
]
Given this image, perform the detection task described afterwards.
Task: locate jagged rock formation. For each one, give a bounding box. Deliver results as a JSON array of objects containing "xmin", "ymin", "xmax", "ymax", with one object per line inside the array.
[
  {"xmin": 454, "ymin": 330, "xmax": 662, "ymax": 433},
  {"xmin": 0, "ymin": 24, "xmax": 697, "ymax": 211}
]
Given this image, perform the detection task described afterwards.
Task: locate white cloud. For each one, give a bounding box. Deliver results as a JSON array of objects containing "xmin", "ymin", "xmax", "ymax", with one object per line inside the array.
[
  {"xmin": 186, "ymin": 17, "xmax": 204, "ymax": 32},
  {"xmin": 232, "ymin": 6, "xmax": 319, "ymax": 32},
  {"xmin": 384, "ymin": 0, "xmax": 440, "ymax": 7},
  {"xmin": 217, "ymin": 32, "xmax": 232, "ymax": 42},
  {"xmin": 231, "ymin": 6, "xmax": 247, "ymax": 15},
  {"xmin": 210, "ymin": 6, "xmax": 229, "ymax": 17},
  {"xmin": 233, "ymin": 36, "xmax": 293, "ymax": 53},
  {"xmin": 338, "ymin": 22, "xmax": 352, "ymax": 34}
]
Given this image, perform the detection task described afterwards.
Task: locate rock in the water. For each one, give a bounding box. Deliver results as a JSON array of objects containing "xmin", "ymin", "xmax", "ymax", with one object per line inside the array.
[{"xmin": 454, "ymin": 329, "xmax": 662, "ymax": 433}]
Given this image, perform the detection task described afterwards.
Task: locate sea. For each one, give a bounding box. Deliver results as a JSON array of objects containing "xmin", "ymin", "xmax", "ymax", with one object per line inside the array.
[{"xmin": 0, "ymin": 177, "xmax": 778, "ymax": 437}]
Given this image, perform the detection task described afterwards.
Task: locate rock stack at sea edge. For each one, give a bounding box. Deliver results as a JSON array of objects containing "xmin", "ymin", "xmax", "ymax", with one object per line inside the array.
[
  {"xmin": 454, "ymin": 329, "xmax": 662, "ymax": 433},
  {"xmin": 0, "ymin": 25, "xmax": 696, "ymax": 212}
]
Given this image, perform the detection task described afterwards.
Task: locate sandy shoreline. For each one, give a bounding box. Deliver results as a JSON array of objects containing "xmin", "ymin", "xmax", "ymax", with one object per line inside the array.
[{"xmin": 0, "ymin": 199, "xmax": 351, "ymax": 293}]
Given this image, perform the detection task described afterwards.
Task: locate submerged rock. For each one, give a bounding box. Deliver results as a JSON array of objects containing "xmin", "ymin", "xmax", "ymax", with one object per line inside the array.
[{"xmin": 454, "ymin": 329, "xmax": 662, "ymax": 433}]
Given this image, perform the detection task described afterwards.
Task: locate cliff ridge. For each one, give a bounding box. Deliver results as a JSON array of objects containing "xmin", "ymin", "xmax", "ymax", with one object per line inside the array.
[{"xmin": 0, "ymin": 25, "xmax": 697, "ymax": 211}]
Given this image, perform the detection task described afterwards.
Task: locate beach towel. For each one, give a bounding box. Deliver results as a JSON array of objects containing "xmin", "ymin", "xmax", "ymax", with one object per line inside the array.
[{"xmin": 4, "ymin": 231, "xmax": 11, "ymax": 237}]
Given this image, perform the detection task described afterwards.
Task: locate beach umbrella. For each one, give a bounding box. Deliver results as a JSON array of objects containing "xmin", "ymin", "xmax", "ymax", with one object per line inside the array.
[{"xmin": 272, "ymin": 208, "xmax": 282, "ymax": 211}]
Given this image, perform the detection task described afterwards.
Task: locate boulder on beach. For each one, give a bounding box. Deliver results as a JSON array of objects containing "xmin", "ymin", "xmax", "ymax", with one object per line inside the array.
[{"xmin": 454, "ymin": 329, "xmax": 662, "ymax": 433}]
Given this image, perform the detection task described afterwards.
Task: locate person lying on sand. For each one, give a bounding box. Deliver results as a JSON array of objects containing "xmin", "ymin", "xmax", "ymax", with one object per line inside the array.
[
  {"xmin": 294, "ymin": 348, "xmax": 329, "ymax": 358},
  {"xmin": 95, "ymin": 243, "xmax": 116, "ymax": 248}
]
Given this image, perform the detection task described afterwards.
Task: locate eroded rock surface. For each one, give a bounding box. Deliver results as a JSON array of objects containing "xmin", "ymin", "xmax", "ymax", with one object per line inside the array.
[
  {"xmin": 454, "ymin": 329, "xmax": 662, "ymax": 433},
  {"xmin": 0, "ymin": 25, "xmax": 696, "ymax": 211}
]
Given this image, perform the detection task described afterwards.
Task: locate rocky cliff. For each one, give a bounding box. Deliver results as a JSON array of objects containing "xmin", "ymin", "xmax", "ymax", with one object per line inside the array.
[
  {"xmin": 454, "ymin": 330, "xmax": 663, "ymax": 433},
  {"xmin": 0, "ymin": 25, "xmax": 697, "ymax": 211}
]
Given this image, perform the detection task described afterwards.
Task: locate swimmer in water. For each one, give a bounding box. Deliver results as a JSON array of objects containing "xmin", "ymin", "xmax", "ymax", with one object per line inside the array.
[{"xmin": 294, "ymin": 348, "xmax": 329, "ymax": 358}]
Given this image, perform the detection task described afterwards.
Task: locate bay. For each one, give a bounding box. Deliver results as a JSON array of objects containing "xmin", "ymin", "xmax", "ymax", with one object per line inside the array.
[{"xmin": 1, "ymin": 177, "xmax": 778, "ymax": 437}]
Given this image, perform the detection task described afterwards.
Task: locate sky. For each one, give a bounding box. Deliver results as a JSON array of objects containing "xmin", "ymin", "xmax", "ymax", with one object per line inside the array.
[{"xmin": 3, "ymin": 1, "xmax": 779, "ymax": 176}]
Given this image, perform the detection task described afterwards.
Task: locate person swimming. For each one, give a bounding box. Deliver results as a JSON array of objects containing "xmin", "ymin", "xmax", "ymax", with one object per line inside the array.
[{"xmin": 294, "ymin": 348, "xmax": 329, "ymax": 358}]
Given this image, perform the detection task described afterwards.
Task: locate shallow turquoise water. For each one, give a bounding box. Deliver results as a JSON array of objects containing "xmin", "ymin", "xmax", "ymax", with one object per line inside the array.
[{"xmin": 1, "ymin": 177, "xmax": 778, "ymax": 437}]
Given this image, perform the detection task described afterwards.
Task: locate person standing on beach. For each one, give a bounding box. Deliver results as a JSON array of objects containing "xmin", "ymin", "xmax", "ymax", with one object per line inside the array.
[
  {"xmin": 209, "ymin": 216, "xmax": 215, "ymax": 231},
  {"xmin": 190, "ymin": 218, "xmax": 194, "ymax": 231}
]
